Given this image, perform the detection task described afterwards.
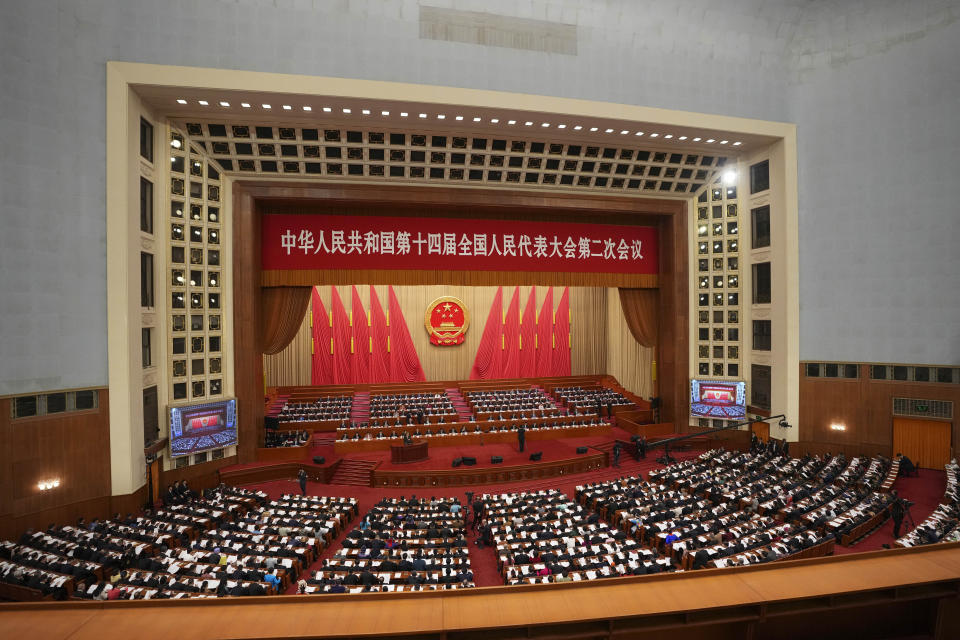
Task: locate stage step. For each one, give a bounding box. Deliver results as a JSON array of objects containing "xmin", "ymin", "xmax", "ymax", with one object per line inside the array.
[
  {"xmin": 349, "ymin": 392, "xmax": 371, "ymax": 425},
  {"xmin": 329, "ymin": 459, "xmax": 378, "ymax": 486},
  {"xmin": 445, "ymin": 388, "xmax": 474, "ymax": 422}
]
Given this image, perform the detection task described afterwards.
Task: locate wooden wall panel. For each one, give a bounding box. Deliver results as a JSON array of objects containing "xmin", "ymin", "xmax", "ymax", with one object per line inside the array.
[
  {"xmin": 0, "ymin": 391, "xmax": 112, "ymax": 540},
  {"xmin": 605, "ymin": 287, "xmax": 654, "ymax": 399},
  {"xmin": 161, "ymin": 455, "xmax": 239, "ymax": 493},
  {"xmin": 798, "ymin": 364, "xmax": 960, "ymax": 460},
  {"xmin": 264, "ymin": 285, "xmax": 610, "ymax": 386}
]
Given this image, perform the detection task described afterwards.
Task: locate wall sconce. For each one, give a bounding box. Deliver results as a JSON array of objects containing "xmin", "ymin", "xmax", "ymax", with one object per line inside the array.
[
  {"xmin": 830, "ymin": 423, "xmax": 846, "ymax": 431},
  {"xmin": 37, "ymin": 479, "xmax": 61, "ymax": 491}
]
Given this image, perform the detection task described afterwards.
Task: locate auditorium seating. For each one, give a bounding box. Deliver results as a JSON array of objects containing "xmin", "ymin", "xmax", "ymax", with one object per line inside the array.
[
  {"xmin": 368, "ymin": 392, "xmax": 456, "ymax": 423},
  {"xmin": 278, "ymin": 395, "xmax": 353, "ymax": 423},
  {"xmin": 264, "ymin": 429, "xmax": 311, "ymax": 448},
  {"xmin": 552, "ymin": 385, "xmax": 634, "ymax": 416},
  {"xmin": 306, "ymin": 496, "xmax": 475, "ymax": 593},
  {"xmin": 480, "ymin": 489, "xmax": 671, "ymax": 584},
  {"xmin": 896, "ymin": 459, "xmax": 960, "ymax": 547}
]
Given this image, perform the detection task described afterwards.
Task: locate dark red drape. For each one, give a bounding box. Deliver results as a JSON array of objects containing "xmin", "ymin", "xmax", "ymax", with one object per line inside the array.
[
  {"xmin": 470, "ymin": 286, "xmax": 504, "ymax": 380},
  {"xmin": 351, "ymin": 286, "xmax": 370, "ymax": 384},
  {"xmin": 369, "ymin": 286, "xmax": 390, "ymax": 384},
  {"xmin": 553, "ymin": 287, "xmax": 571, "ymax": 376},
  {"xmin": 388, "ymin": 286, "xmax": 426, "ymax": 382},
  {"xmin": 536, "ymin": 287, "xmax": 554, "ymax": 377},
  {"xmin": 500, "ymin": 287, "xmax": 521, "ymax": 378},
  {"xmin": 310, "ymin": 287, "xmax": 332, "ymax": 385},
  {"xmin": 260, "ymin": 286, "xmax": 312, "ymax": 354},
  {"xmin": 519, "ymin": 287, "xmax": 537, "ymax": 378},
  {"xmin": 330, "ymin": 287, "xmax": 353, "ymax": 384},
  {"xmin": 617, "ymin": 288, "xmax": 658, "ymax": 348}
]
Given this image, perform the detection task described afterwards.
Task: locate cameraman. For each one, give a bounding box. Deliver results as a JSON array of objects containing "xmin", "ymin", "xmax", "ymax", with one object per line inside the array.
[{"xmin": 890, "ymin": 490, "xmax": 910, "ymax": 538}]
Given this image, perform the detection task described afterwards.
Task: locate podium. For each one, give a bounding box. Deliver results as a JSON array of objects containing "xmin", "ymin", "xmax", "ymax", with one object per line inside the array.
[{"xmin": 391, "ymin": 440, "xmax": 428, "ymax": 464}]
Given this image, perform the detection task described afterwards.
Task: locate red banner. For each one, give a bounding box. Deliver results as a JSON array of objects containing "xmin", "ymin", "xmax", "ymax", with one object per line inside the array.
[{"xmin": 261, "ymin": 214, "xmax": 658, "ymax": 274}]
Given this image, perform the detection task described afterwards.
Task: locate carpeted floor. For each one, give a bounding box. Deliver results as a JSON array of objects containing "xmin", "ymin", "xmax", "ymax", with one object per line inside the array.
[{"xmin": 241, "ymin": 447, "xmax": 947, "ymax": 593}]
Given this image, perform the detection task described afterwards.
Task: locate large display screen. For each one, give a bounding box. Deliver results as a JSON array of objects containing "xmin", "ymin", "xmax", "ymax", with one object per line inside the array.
[
  {"xmin": 690, "ymin": 379, "xmax": 746, "ymax": 420},
  {"xmin": 169, "ymin": 399, "xmax": 237, "ymax": 457}
]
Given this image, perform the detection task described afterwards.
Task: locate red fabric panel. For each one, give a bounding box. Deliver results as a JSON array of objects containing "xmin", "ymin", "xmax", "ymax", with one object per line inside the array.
[
  {"xmin": 501, "ymin": 287, "xmax": 521, "ymax": 378},
  {"xmin": 535, "ymin": 287, "xmax": 554, "ymax": 377},
  {"xmin": 519, "ymin": 287, "xmax": 537, "ymax": 378},
  {"xmin": 310, "ymin": 287, "xmax": 332, "ymax": 385},
  {"xmin": 330, "ymin": 287, "xmax": 353, "ymax": 385},
  {"xmin": 368, "ymin": 286, "xmax": 390, "ymax": 384},
  {"xmin": 351, "ymin": 286, "xmax": 370, "ymax": 384},
  {"xmin": 388, "ymin": 286, "xmax": 426, "ymax": 382},
  {"xmin": 553, "ymin": 287, "xmax": 572, "ymax": 376},
  {"xmin": 470, "ymin": 286, "xmax": 504, "ymax": 380}
]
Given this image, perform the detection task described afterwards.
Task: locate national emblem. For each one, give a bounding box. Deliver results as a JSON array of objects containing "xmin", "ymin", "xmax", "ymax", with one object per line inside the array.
[{"xmin": 424, "ymin": 296, "xmax": 470, "ymax": 346}]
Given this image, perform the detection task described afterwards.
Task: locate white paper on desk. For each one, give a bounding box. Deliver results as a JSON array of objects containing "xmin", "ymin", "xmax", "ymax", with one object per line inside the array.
[
  {"xmin": 281, "ymin": 559, "xmax": 293, "ymax": 568},
  {"xmin": 168, "ymin": 564, "xmax": 180, "ymax": 574},
  {"xmin": 586, "ymin": 571, "xmax": 598, "ymax": 579},
  {"xmin": 228, "ymin": 555, "xmax": 238, "ymax": 563}
]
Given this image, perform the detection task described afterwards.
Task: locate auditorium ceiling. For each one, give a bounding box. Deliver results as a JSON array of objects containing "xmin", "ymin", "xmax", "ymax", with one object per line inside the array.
[{"xmin": 136, "ymin": 86, "xmax": 778, "ymax": 199}]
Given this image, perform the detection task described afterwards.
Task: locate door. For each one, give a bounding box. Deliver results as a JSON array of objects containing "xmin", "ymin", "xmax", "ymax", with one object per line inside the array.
[
  {"xmin": 893, "ymin": 417, "xmax": 951, "ymax": 470},
  {"xmin": 751, "ymin": 421, "xmax": 769, "ymax": 442}
]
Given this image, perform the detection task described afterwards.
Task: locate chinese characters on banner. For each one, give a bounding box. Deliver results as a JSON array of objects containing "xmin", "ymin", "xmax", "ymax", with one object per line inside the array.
[{"xmin": 261, "ymin": 214, "xmax": 658, "ymax": 275}]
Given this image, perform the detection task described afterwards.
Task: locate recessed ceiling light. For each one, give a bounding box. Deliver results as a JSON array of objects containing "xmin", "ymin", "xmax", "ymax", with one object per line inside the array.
[
  {"xmin": 437, "ymin": 114, "xmax": 445, "ymax": 119},
  {"xmin": 342, "ymin": 108, "xmax": 351, "ymax": 114},
  {"xmin": 678, "ymin": 136, "xmax": 687, "ymax": 140},
  {"xmin": 381, "ymin": 110, "xmax": 390, "ymax": 116},
  {"xmin": 455, "ymin": 115, "xmax": 464, "ymax": 121},
  {"xmin": 508, "ymin": 120, "xmax": 516, "ymax": 125},
  {"xmin": 635, "ymin": 131, "xmax": 644, "ymax": 136},
  {"xmin": 557, "ymin": 124, "xmax": 566, "ymax": 128},
  {"xmin": 542, "ymin": 123, "xmax": 550, "ymax": 127},
  {"xmin": 664, "ymin": 134, "xmax": 673, "ymax": 139},
  {"xmin": 282, "ymin": 105, "xmax": 291, "ymax": 110},
  {"xmin": 302, "ymin": 106, "xmax": 312, "ymax": 111},
  {"xmin": 322, "ymin": 107, "xmax": 332, "ymax": 112},
  {"xmin": 170, "ymin": 139, "xmax": 182, "ymax": 149},
  {"xmin": 620, "ymin": 130, "xmax": 628, "ymax": 134},
  {"xmin": 400, "ymin": 112, "xmax": 408, "ymax": 117},
  {"xmin": 198, "ymin": 100, "xmax": 209, "ymax": 106},
  {"xmin": 176, "ymin": 99, "xmax": 187, "ymax": 104},
  {"xmin": 241, "ymin": 102, "xmax": 251, "ymax": 108},
  {"xmin": 262, "ymin": 103, "xmax": 271, "ymax": 109},
  {"xmin": 605, "ymin": 128, "xmax": 614, "ymax": 133},
  {"xmin": 419, "ymin": 113, "xmax": 427, "ymax": 118},
  {"xmin": 219, "ymin": 101, "xmax": 230, "ymax": 107},
  {"xmin": 491, "ymin": 118, "xmax": 499, "ymax": 123},
  {"xmin": 573, "ymin": 125, "xmax": 582, "ymax": 130},
  {"xmin": 720, "ymin": 140, "xmax": 728, "ymax": 144},
  {"xmin": 693, "ymin": 137, "xmax": 702, "ymax": 142},
  {"xmin": 649, "ymin": 133, "xmax": 659, "ymax": 138},
  {"xmin": 525, "ymin": 121, "xmax": 533, "ymax": 126},
  {"xmin": 589, "ymin": 127, "xmax": 598, "ymax": 132},
  {"xmin": 733, "ymin": 141, "xmax": 742, "ymax": 146},
  {"xmin": 361, "ymin": 109, "xmax": 370, "ymax": 115},
  {"xmin": 706, "ymin": 138, "xmax": 715, "ymax": 143},
  {"xmin": 723, "ymin": 169, "xmax": 737, "ymax": 184},
  {"xmin": 473, "ymin": 117, "xmax": 481, "ymax": 122}
]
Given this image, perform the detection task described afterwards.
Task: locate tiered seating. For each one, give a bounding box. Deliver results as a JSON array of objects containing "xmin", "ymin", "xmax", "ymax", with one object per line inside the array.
[
  {"xmin": 264, "ymin": 429, "xmax": 311, "ymax": 448},
  {"xmin": 481, "ymin": 489, "xmax": 670, "ymax": 585},
  {"xmin": 368, "ymin": 392, "xmax": 456, "ymax": 424},
  {"xmin": 465, "ymin": 387, "xmax": 565, "ymax": 421},
  {"xmin": 897, "ymin": 459, "xmax": 960, "ymax": 547},
  {"xmin": 553, "ymin": 385, "xmax": 633, "ymax": 416},
  {"xmin": 278, "ymin": 395, "xmax": 353, "ymax": 423},
  {"xmin": 307, "ymin": 496, "xmax": 474, "ymax": 593}
]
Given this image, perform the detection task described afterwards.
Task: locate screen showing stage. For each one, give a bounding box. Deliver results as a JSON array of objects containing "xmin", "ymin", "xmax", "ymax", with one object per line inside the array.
[
  {"xmin": 690, "ymin": 379, "xmax": 746, "ymax": 420},
  {"xmin": 169, "ymin": 399, "xmax": 238, "ymax": 457}
]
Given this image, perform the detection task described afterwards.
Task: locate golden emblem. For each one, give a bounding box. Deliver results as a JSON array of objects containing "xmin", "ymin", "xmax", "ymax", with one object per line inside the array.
[{"xmin": 424, "ymin": 296, "xmax": 470, "ymax": 346}]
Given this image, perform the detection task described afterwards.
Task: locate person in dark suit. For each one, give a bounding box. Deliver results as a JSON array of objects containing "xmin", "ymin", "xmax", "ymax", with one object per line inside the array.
[
  {"xmin": 298, "ymin": 468, "xmax": 308, "ymax": 496},
  {"xmin": 517, "ymin": 425, "xmax": 526, "ymax": 452},
  {"xmin": 612, "ymin": 442, "xmax": 621, "ymax": 468}
]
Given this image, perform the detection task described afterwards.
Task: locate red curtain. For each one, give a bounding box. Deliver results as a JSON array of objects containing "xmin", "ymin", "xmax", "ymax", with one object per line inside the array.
[
  {"xmin": 351, "ymin": 286, "xmax": 370, "ymax": 384},
  {"xmin": 500, "ymin": 287, "xmax": 521, "ymax": 378},
  {"xmin": 310, "ymin": 287, "xmax": 332, "ymax": 385},
  {"xmin": 368, "ymin": 286, "xmax": 390, "ymax": 384},
  {"xmin": 330, "ymin": 287, "xmax": 353, "ymax": 384},
  {"xmin": 470, "ymin": 286, "xmax": 504, "ymax": 380},
  {"xmin": 618, "ymin": 288, "xmax": 658, "ymax": 348},
  {"xmin": 536, "ymin": 287, "xmax": 554, "ymax": 377},
  {"xmin": 388, "ymin": 286, "xmax": 426, "ymax": 382},
  {"xmin": 519, "ymin": 287, "xmax": 537, "ymax": 377},
  {"xmin": 553, "ymin": 287, "xmax": 571, "ymax": 376},
  {"xmin": 260, "ymin": 286, "xmax": 312, "ymax": 354}
]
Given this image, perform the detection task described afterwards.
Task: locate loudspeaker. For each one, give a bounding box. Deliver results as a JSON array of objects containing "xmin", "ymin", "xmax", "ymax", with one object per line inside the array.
[
  {"xmin": 490, "ymin": 456, "xmax": 503, "ymax": 464},
  {"xmin": 462, "ymin": 456, "xmax": 477, "ymax": 466},
  {"xmin": 264, "ymin": 416, "xmax": 280, "ymax": 430},
  {"xmin": 312, "ymin": 456, "xmax": 325, "ymax": 464},
  {"xmin": 529, "ymin": 452, "xmax": 542, "ymax": 461},
  {"xmin": 451, "ymin": 457, "xmax": 463, "ymax": 467},
  {"xmin": 576, "ymin": 446, "xmax": 588, "ymax": 454}
]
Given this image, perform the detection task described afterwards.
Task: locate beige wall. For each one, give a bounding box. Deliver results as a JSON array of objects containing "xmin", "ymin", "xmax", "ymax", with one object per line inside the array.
[{"xmin": 264, "ymin": 285, "xmax": 650, "ymax": 396}]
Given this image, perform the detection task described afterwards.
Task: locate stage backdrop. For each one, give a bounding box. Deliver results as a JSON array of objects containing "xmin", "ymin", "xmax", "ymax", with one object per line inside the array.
[{"xmin": 263, "ymin": 286, "xmax": 653, "ymax": 399}]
